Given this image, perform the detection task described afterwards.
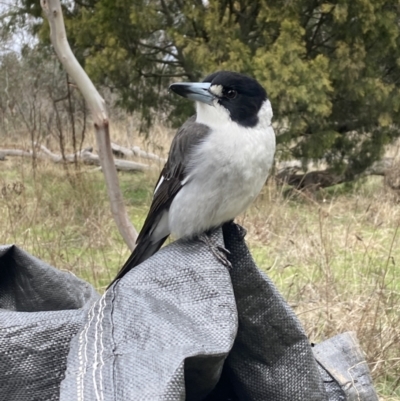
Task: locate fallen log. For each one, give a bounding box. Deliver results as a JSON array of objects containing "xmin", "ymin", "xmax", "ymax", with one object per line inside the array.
[
  {"xmin": 37, "ymin": 144, "xmax": 94, "ymax": 163},
  {"xmin": 111, "ymin": 142, "xmax": 167, "ymax": 163},
  {"xmin": 275, "ymin": 157, "xmax": 396, "ymax": 191},
  {"xmin": 0, "ymin": 147, "xmax": 150, "ymax": 172},
  {"xmin": 275, "ymin": 167, "xmax": 344, "ymax": 190},
  {"xmin": 80, "ymin": 149, "xmax": 150, "ymax": 172},
  {"xmin": 0, "ymin": 149, "xmax": 50, "ymax": 161}
]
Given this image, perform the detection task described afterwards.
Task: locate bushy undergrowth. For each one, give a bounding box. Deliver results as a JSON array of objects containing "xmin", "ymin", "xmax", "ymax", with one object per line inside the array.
[{"xmin": 0, "ymin": 155, "xmax": 399, "ymax": 400}]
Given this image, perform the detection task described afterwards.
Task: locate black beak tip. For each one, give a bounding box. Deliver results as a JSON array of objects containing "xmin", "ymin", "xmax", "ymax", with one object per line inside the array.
[
  {"xmin": 169, "ymin": 83, "xmax": 186, "ymax": 96},
  {"xmin": 168, "ymin": 82, "xmax": 214, "ymax": 105}
]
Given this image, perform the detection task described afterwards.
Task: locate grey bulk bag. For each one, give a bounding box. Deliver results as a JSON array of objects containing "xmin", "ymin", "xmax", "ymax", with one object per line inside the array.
[
  {"xmin": 0, "ymin": 223, "xmax": 378, "ymax": 400},
  {"xmin": 0, "ymin": 244, "xmax": 99, "ymax": 400}
]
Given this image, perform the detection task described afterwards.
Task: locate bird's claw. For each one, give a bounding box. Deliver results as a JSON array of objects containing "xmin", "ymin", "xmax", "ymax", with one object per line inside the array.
[
  {"xmin": 217, "ymin": 245, "xmax": 231, "ymax": 255},
  {"xmin": 210, "ymin": 245, "xmax": 232, "ymax": 269},
  {"xmin": 199, "ymin": 234, "xmax": 232, "ymax": 269},
  {"xmin": 236, "ymin": 225, "xmax": 247, "ymax": 239}
]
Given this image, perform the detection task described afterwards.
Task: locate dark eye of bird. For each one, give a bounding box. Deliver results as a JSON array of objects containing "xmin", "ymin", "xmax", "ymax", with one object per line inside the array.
[{"xmin": 225, "ymin": 89, "xmax": 237, "ymax": 99}]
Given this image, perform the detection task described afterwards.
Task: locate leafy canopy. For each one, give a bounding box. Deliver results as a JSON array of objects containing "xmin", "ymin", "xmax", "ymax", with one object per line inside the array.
[{"xmin": 10, "ymin": 0, "xmax": 400, "ymax": 176}]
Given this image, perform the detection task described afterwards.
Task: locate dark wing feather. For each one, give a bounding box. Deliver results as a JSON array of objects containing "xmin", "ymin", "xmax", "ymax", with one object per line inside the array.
[
  {"xmin": 107, "ymin": 116, "xmax": 210, "ymax": 288},
  {"xmin": 137, "ymin": 115, "xmax": 210, "ymax": 242}
]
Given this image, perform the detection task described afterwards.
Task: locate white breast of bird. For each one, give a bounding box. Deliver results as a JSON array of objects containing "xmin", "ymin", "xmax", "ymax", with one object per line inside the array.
[{"xmin": 168, "ymin": 99, "xmax": 276, "ymax": 239}]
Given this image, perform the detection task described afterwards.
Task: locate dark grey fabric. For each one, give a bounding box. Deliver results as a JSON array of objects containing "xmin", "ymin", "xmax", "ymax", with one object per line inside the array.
[
  {"xmin": 0, "ymin": 245, "xmax": 99, "ymax": 401},
  {"xmin": 318, "ymin": 364, "xmax": 347, "ymax": 401},
  {"xmin": 314, "ymin": 332, "xmax": 379, "ymax": 401},
  {"xmin": 222, "ymin": 223, "xmax": 328, "ymax": 400},
  {"xmin": 0, "ymin": 226, "xmax": 379, "ymax": 401}
]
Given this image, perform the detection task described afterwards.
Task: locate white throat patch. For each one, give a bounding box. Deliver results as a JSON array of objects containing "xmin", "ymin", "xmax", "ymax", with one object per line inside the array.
[{"xmin": 195, "ymin": 101, "xmax": 231, "ymax": 128}]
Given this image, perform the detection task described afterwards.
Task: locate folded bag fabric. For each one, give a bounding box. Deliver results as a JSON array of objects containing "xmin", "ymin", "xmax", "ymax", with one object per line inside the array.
[
  {"xmin": 0, "ymin": 244, "xmax": 99, "ymax": 401},
  {"xmin": 0, "ymin": 223, "xmax": 378, "ymax": 400}
]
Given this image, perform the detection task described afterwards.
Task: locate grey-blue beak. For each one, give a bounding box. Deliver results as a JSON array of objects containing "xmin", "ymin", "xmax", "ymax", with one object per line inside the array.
[{"xmin": 169, "ymin": 82, "xmax": 214, "ymax": 106}]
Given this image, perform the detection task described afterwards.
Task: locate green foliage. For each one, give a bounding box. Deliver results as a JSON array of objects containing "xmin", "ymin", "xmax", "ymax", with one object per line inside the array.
[{"xmin": 7, "ymin": 0, "xmax": 400, "ymax": 175}]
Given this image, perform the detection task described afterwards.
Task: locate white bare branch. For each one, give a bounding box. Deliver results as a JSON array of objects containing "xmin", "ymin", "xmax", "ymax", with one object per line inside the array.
[{"xmin": 40, "ymin": 0, "xmax": 138, "ymax": 250}]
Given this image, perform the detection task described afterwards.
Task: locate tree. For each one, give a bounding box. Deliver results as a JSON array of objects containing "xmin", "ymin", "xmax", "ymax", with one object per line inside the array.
[
  {"xmin": 40, "ymin": 0, "xmax": 138, "ymax": 250},
  {"xmin": 6, "ymin": 0, "xmax": 400, "ymax": 177}
]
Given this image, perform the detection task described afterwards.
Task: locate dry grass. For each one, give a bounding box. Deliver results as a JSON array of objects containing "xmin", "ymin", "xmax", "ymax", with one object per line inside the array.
[{"xmin": 1, "ymin": 126, "xmax": 400, "ymax": 399}]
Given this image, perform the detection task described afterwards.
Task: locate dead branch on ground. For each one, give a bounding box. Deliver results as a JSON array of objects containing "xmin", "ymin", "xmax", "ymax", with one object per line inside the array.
[
  {"xmin": 0, "ymin": 145, "xmax": 150, "ymax": 172},
  {"xmin": 110, "ymin": 142, "xmax": 167, "ymax": 163},
  {"xmin": 275, "ymin": 157, "xmax": 397, "ymax": 191}
]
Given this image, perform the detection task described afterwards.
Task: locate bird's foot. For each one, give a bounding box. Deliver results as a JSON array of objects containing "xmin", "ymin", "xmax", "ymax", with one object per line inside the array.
[
  {"xmin": 199, "ymin": 233, "xmax": 232, "ymax": 268},
  {"xmin": 236, "ymin": 225, "xmax": 247, "ymax": 239}
]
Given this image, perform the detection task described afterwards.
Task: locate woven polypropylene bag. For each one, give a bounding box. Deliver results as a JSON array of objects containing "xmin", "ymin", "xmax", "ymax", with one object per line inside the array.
[
  {"xmin": 0, "ymin": 245, "xmax": 99, "ymax": 401},
  {"xmin": 60, "ymin": 224, "xmax": 327, "ymax": 401}
]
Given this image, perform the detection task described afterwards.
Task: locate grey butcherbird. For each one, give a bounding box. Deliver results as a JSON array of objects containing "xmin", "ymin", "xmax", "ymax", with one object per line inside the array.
[{"xmin": 108, "ymin": 71, "xmax": 275, "ymax": 288}]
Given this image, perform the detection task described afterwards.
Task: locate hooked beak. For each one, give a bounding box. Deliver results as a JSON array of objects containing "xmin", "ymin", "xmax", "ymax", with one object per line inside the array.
[{"xmin": 169, "ymin": 82, "xmax": 215, "ymax": 106}]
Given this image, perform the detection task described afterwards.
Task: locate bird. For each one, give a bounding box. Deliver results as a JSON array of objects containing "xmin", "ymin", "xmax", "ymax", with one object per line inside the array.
[{"xmin": 108, "ymin": 71, "xmax": 276, "ymax": 288}]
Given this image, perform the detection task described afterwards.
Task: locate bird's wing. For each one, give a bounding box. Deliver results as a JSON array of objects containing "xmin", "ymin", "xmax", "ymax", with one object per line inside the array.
[
  {"xmin": 138, "ymin": 115, "xmax": 210, "ymax": 242},
  {"xmin": 108, "ymin": 116, "xmax": 210, "ymax": 288}
]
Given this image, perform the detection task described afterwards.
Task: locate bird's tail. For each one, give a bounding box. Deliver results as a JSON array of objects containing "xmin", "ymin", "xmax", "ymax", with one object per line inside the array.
[{"xmin": 107, "ymin": 236, "xmax": 168, "ymax": 289}]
